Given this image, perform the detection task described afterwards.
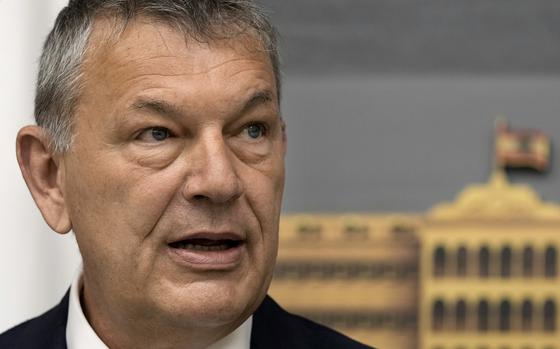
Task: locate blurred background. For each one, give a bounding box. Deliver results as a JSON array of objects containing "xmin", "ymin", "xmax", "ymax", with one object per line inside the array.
[{"xmin": 2, "ymin": 1, "xmax": 560, "ymax": 348}]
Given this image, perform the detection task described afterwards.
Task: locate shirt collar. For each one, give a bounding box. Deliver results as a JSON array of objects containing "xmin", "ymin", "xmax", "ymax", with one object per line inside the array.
[{"xmin": 66, "ymin": 267, "xmax": 253, "ymax": 349}]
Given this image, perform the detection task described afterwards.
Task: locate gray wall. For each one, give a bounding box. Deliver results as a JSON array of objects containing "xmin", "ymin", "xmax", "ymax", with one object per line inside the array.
[
  {"xmin": 262, "ymin": 0, "xmax": 560, "ymax": 75},
  {"xmin": 281, "ymin": 76, "xmax": 560, "ymax": 213},
  {"xmin": 256, "ymin": 0, "xmax": 560, "ymax": 213}
]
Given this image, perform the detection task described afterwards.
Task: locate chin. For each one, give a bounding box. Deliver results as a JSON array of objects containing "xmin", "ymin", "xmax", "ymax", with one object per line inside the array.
[{"xmin": 153, "ymin": 278, "xmax": 265, "ymax": 328}]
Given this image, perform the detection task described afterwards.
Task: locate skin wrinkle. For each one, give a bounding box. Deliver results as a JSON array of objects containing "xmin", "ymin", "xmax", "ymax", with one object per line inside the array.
[
  {"xmin": 155, "ymin": 25, "xmax": 173, "ymax": 54},
  {"xmin": 87, "ymin": 17, "xmax": 270, "ymax": 87},
  {"xmin": 99, "ymin": 67, "xmax": 273, "ymax": 124},
  {"xmin": 138, "ymin": 168, "xmax": 175, "ymax": 244},
  {"xmin": 141, "ymin": 60, "xmax": 263, "ymax": 83}
]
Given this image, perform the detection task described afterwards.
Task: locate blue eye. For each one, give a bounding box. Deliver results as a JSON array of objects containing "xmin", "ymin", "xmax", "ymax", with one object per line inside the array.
[
  {"xmin": 246, "ymin": 123, "xmax": 266, "ymax": 139},
  {"xmin": 137, "ymin": 127, "xmax": 171, "ymax": 142},
  {"xmin": 150, "ymin": 127, "xmax": 170, "ymax": 141}
]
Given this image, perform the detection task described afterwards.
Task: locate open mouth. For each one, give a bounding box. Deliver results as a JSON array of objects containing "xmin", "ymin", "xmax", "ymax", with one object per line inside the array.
[
  {"xmin": 168, "ymin": 238, "xmax": 243, "ymax": 252},
  {"xmin": 167, "ymin": 233, "xmax": 245, "ymax": 267}
]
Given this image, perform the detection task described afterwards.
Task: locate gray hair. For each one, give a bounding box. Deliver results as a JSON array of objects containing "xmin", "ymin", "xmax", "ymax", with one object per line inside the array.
[{"xmin": 35, "ymin": 0, "xmax": 281, "ymax": 153}]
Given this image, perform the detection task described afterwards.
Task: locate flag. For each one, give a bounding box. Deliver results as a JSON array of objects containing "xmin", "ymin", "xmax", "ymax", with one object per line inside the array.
[{"xmin": 495, "ymin": 120, "xmax": 551, "ymax": 172}]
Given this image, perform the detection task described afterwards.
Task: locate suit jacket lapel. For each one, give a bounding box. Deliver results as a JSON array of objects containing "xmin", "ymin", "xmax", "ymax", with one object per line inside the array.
[
  {"xmin": 250, "ymin": 295, "xmax": 300, "ymax": 349},
  {"xmin": 43, "ymin": 290, "xmax": 70, "ymax": 349}
]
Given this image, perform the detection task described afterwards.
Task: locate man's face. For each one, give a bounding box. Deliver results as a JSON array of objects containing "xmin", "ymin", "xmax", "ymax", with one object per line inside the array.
[{"xmin": 59, "ymin": 18, "xmax": 285, "ymax": 330}]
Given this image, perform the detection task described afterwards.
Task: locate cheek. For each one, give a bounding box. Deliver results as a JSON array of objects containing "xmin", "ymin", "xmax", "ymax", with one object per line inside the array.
[
  {"xmin": 124, "ymin": 141, "xmax": 185, "ymax": 170},
  {"xmin": 64, "ymin": 154, "xmax": 185, "ymax": 261},
  {"xmin": 242, "ymin": 161, "xmax": 283, "ymax": 256}
]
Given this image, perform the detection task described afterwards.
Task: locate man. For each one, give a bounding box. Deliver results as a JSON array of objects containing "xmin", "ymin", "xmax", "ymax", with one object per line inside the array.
[{"xmin": 1, "ymin": 1, "xmax": 372, "ymax": 348}]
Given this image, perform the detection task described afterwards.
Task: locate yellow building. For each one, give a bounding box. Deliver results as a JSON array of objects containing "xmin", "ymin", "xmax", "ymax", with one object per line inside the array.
[{"xmin": 269, "ymin": 171, "xmax": 560, "ymax": 349}]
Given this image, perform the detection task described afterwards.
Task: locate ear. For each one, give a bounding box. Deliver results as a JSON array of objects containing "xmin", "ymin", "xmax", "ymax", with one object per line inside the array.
[{"xmin": 16, "ymin": 126, "xmax": 72, "ymax": 234}]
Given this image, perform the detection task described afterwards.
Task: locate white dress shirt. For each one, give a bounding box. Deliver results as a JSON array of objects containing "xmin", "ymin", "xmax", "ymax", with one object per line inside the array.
[{"xmin": 66, "ymin": 269, "xmax": 252, "ymax": 349}]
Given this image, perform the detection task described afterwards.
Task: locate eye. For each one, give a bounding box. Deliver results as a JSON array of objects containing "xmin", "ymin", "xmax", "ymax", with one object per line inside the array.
[
  {"xmin": 244, "ymin": 123, "xmax": 267, "ymax": 140},
  {"xmin": 137, "ymin": 127, "xmax": 172, "ymax": 142}
]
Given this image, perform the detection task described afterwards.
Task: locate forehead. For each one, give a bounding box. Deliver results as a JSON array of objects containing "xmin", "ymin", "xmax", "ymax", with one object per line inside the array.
[{"xmin": 82, "ymin": 16, "xmax": 276, "ymax": 91}]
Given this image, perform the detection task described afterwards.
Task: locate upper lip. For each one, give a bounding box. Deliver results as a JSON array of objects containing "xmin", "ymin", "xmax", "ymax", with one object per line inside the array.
[{"xmin": 166, "ymin": 231, "xmax": 245, "ymax": 245}]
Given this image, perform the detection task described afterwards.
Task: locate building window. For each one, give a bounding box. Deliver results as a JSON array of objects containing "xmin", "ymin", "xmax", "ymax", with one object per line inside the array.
[
  {"xmin": 544, "ymin": 299, "xmax": 556, "ymax": 332},
  {"xmin": 521, "ymin": 299, "xmax": 533, "ymax": 331},
  {"xmin": 499, "ymin": 300, "xmax": 511, "ymax": 331},
  {"xmin": 478, "ymin": 300, "xmax": 489, "ymax": 331},
  {"xmin": 523, "ymin": 246, "xmax": 534, "ymax": 277},
  {"xmin": 456, "ymin": 300, "xmax": 467, "ymax": 330},
  {"xmin": 297, "ymin": 222, "xmax": 322, "ymax": 239},
  {"xmin": 545, "ymin": 246, "xmax": 557, "ymax": 278},
  {"xmin": 434, "ymin": 246, "xmax": 446, "ymax": 277},
  {"xmin": 501, "ymin": 246, "xmax": 512, "ymax": 278},
  {"xmin": 479, "ymin": 246, "xmax": 490, "ymax": 278},
  {"xmin": 344, "ymin": 221, "xmax": 369, "ymax": 240},
  {"xmin": 433, "ymin": 300, "xmax": 445, "ymax": 331},
  {"xmin": 457, "ymin": 246, "xmax": 467, "ymax": 277},
  {"xmin": 392, "ymin": 223, "xmax": 416, "ymax": 237}
]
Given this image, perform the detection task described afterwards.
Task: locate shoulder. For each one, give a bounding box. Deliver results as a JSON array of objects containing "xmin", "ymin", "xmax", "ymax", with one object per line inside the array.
[
  {"xmin": 0, "ymin": 291, "xmax": 69, "ymax": 349},
  {"xmin": 251, "ymin": 296, "xmax": 374, "ymax": 349}
]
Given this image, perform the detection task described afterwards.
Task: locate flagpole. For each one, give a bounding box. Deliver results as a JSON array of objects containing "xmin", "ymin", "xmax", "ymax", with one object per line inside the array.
[{"xmin": 493, "ymin": 116, "xmax": 507, "ymax": 174}]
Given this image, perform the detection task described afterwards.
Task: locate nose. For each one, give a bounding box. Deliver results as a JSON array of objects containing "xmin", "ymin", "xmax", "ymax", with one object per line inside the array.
[{"xmin": 182, "ymin": 130, "xmax": 244, "ymax": 204}]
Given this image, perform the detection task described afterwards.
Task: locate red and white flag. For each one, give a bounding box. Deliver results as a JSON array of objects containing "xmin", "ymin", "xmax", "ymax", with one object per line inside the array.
[{"xmin": 495, "ymin": 120, "xmax": 551, "ymax": 172}]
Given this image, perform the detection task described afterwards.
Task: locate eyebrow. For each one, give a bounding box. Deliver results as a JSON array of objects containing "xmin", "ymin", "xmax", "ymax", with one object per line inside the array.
[
  {"xmin": 131, "ymin": 98, "xmax": 184, "ymax": 120},
  {"xmin": 239, "ymin": 90, "xmax": 275, "ymax": 114},
  {"xmin": 130, "ymin": 89, "xmax": 276, "ymax": 120}
]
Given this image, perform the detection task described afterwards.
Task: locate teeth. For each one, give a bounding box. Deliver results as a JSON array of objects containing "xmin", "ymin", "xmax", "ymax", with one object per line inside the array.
[{"xmin": 177, "ymin": 243, "xmax": 230, "ymax": 251}]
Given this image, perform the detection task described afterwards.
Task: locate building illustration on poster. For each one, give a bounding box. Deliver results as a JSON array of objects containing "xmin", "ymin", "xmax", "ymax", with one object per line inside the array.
[{"xmin": 269, "ymin": 123, "xmax": 559, "ymax": 349}]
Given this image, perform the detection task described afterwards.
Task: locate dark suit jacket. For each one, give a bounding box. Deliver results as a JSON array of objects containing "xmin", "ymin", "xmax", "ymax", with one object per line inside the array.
[{"xmin": 0, "ymin": 293, "xmax": 373, "ymax": 349}]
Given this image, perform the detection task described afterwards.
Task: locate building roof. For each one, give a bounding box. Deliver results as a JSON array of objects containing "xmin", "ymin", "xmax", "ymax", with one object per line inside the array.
[{"xmin": 428, "ymin": 170, "xmax": 560, "ymax": 221}]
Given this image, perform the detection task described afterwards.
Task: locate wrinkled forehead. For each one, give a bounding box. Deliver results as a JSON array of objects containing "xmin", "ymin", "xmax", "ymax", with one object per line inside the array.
[
  {"xmin": 80, "ymin": 15, "xmax": 277, "ymax": 99},
  {"xmin": 73, "ymin": 15, "xmax": 279, "ymax": 127},
  {"xmin": 85, "ymin": 14, "xmax": 271, "ymax": 69}
]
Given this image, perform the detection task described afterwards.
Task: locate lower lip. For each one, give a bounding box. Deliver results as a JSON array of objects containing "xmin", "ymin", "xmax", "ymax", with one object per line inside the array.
[{"xmin": 167, "ymin": 243, "xmax": 245, "ymax": 270}]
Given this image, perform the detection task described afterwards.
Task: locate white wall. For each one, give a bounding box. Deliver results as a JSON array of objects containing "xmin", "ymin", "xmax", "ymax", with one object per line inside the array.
[{"xmin": 0, "ymin": 0, "xmax": 81, "ymax": 332}]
